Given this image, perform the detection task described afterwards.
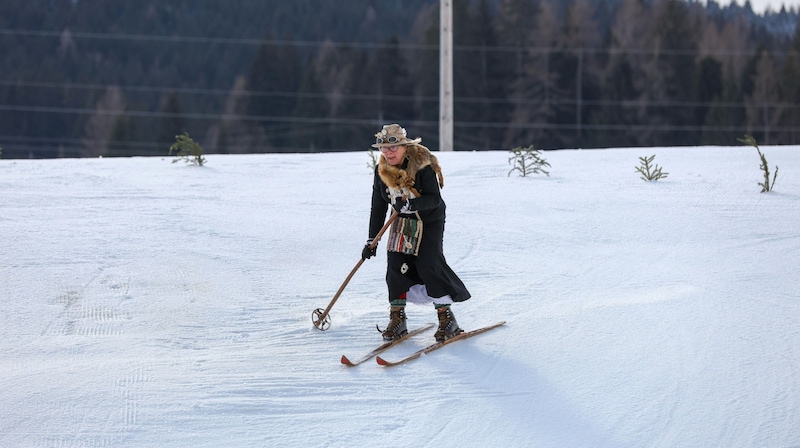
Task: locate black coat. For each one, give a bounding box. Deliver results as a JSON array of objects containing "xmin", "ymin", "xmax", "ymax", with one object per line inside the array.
[{"xmin": 368, "ymin": 163, "xmax": 471, "ymax": 303}]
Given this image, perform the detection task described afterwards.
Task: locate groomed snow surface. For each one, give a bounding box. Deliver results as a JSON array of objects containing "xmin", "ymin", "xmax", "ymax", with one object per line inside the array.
[{"xmin": 2, "ymin": 146, "xmax": 799, "ymax": 448}]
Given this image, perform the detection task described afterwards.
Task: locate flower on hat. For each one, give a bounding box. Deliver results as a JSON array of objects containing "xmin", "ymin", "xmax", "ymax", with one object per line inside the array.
[{"xmin": 372, "ymin": 123, "xmax": 422, "ymax": 148}]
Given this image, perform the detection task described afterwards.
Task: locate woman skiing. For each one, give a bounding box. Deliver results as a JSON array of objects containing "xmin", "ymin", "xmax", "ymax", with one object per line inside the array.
[{"xmin": 362, "ymin": 123, "xmax": 471, "ymax": 343}]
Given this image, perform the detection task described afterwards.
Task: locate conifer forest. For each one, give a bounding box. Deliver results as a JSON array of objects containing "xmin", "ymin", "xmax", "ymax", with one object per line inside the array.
[{"xmin": 1, "ymin": 0, "xmax": 799, "ymax": 158}]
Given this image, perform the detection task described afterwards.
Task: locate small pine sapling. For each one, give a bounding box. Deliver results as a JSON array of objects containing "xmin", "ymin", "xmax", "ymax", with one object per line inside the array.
[
  {"xmin": 738, "ymin": 134, "xmax": 777, "ymax": 193},
  {"xmin": 367, "ymin": 148, "xmax": 378, "ymax": 171},
  {"xmin": 508, "ymin": 145, "xmax": 550, "ymax": 177},
  {"xmin": 635, "ymin": 155, "xmax": 669, "ymax": 181},
  {"xmin": 169, "ymin": 132, "xmax": 206, "ymax": 167}
]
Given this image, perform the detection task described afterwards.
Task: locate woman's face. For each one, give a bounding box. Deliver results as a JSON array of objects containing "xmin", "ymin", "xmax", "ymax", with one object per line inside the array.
[{"xmin": 381, "ymin": 144, "xmax": 407, "ymax": 166}]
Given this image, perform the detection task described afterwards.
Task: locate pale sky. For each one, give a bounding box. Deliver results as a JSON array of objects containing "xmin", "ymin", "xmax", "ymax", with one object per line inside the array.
[{"xmin": 714, "ymin": 0, "xmax": 800, "ymax": 13}]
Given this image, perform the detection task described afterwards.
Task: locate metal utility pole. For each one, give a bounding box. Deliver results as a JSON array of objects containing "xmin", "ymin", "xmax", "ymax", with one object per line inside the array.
[{"xmin": 439, "ymin": 0, "xmax": 453, "ymax": 152}]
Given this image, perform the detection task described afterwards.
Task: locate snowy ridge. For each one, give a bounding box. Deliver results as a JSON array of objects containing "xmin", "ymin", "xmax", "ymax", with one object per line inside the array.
[{"xmin": 1, "ymin": 147, "xmax": 799, "ymax": 447}]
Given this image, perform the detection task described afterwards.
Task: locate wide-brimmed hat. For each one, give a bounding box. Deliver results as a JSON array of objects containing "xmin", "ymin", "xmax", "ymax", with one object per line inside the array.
[{"xmin": 372, "ymin": 124, "xmax": 422, "ymax": 148}]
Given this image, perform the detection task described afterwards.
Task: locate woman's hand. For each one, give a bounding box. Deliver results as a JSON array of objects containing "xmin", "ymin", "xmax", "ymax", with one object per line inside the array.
[
  {"xmin": 392, "ymin": 197, "xmax": 412, "ymax": 214},
  {"xmin": 362, "ymin": 239, "xmax": 376, "ymax": 259}
]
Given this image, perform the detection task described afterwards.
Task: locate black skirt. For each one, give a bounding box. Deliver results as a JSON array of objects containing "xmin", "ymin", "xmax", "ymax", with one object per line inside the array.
[{"xmin": 384, "ymin": 220, "xmax": 470, "ymax": 303}]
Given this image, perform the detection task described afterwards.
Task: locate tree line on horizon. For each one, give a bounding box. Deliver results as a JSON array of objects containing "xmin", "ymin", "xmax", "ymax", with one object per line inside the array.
[{"xmin": 1, "ymin": 0, "xmax": 799, "ymax": 159}]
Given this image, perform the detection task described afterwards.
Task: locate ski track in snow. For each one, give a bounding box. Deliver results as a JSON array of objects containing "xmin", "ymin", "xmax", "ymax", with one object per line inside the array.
[{"xmin": 1, "ymin": 147, "xmax": 799, "ymax": 447}]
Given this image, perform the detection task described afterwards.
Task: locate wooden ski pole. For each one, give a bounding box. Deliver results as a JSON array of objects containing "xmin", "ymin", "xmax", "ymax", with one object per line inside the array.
[{"xmin": 312, "ymin": 210, "xmax": 400, "ymax": 331}]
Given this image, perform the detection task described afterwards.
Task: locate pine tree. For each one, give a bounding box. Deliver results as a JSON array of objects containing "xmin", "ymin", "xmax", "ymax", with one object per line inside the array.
[
  {"xmin": 369, "ymin": 36, "xmax": 415, "ymax": 123},
  {"xmin": 496, "ymin": 0, "xmax": 541, "ymax": 51},
  {"xmin": 504, "ymin": 1, "xmax": 559, "ymax": 149},
  {"xmin": 416, "ymin": 7, "xmax": 441, "ymax": 147},
  {"xmin": 452, "ymin": 0, "xmax": 482, "ymax": 150},
  {"xmin": 290, "ymin": 59, "xmax": 328, "ymax": 152},
  {"xmin": 694, "ymin": 56, "xmax": 724, "ymax": 131},
  {"xmin": 496, "ymin": 0, "xmax": 542, "ymax": 149},
  {"xmin": 746, "ymin": 50, "xmax": 781, "ymax": 144},
  {"xmin": 245, "ymin": 34, "xmax": 302, "ymax": 151},
  {"xmin": 170, "ymin": 132, "xmax": 207, "ymax": 167},
  {"xmin": 556, "ymin": 0, "xmax": 602, "ymax": 148},
  {"xmin": 312, "ymin": 42, "xmax": 370, "ymax": 151},
  {"xmin": 157, "ymin": 92, "xmax": 185, "ymax": 156},
  {"xmin": 508, "ymin": 145, "xmax": 551, "ymax": 177},
  {"xmin": 592, "ymin": 53, "xmax": 640, "ymax": 148},
  {"xmin": 82, "ymin": 86, "xmax": 125, "ymax": 158},
  {"xmin": 468, "ymin": 0, "xmax": 511, "ymax": 150},
  {"xmin": 645, "ymin": 0, "xmax": 700, "ymax": 146},
  {"xmin": 702, "ymin": 68, "xmax": 746, "ymax": 145},
  {"xmin": 106, "ymin": 113, "xmax": 135, "ymax": 157},
  {"xmin": 776, "ymin": 28, "xmax": 800, "ymax": 144}
]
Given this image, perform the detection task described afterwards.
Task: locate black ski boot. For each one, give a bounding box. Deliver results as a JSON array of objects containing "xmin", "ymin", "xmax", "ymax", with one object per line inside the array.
[
  {"xmin": 381, "ymin": 306, "xmax": 408, "ymax": 342},
  {"xmin": 435, "ymin": 307, "xmax": 463, "ymax": 342}
]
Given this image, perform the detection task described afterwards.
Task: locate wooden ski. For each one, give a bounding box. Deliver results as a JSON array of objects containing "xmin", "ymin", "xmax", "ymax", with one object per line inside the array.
[
  {"xmin": 341, "ymin": 324, "xmax": 434, "ymax": 367},
  {"xmin": 375, "ymin": 321, "xmax": 506, "ymax": 367}
]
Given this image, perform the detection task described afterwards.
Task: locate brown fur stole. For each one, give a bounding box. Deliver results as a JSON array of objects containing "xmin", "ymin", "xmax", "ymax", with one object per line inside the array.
[{"xmin": 377, "ymin": 143, "xmax": 444, "ymax": 199}]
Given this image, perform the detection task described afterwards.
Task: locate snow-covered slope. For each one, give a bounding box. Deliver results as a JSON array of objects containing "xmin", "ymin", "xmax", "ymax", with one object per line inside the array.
[{"xmin": 1, "ymin": 146, "xmax": 798, "ymax": 447}]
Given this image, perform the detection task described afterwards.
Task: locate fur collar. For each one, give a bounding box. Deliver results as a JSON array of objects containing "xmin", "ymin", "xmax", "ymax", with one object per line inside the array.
[{"xmin": 378, "ymin": 143, "xmax": 444, "ymax": 198}]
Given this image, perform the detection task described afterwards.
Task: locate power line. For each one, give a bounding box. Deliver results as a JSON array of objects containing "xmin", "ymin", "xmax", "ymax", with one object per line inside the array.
[
  {"xmin": 4, "ymin": 79, "xmax": 799, "ymax": 110},
  {"xmin": 2, "ymin": 119, "xmax": 793, "ymax": 154},
  {"xmin": 0, "ymin": 103, "xmax": 384, "ymax": 125},
  {"xmin": 0, "ymin": 27, "xmax": 783, "ymax": 57},
  {"xmin": 0, "ymin": 28, "xmax": 436, "ymax": 51},
  {"xmin": 0, "ymin": 79, "xmax": 426, "ymax": 103},
  {"xmin": 3, "ymin": 27, "xmax": 798, "ymax": 155}
]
